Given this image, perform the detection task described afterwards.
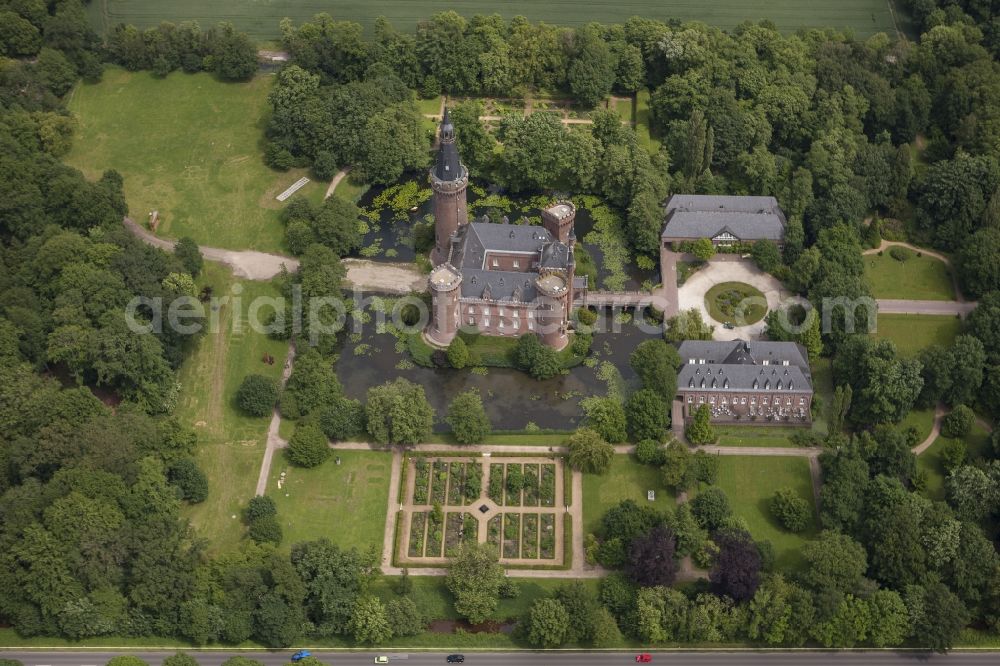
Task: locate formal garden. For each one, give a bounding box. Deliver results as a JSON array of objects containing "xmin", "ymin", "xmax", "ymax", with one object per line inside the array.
[
  {"xmin": 704, "ymin": 281, "xmax": 768, "ymax": 326},
  {"xmin": 398, "ymin": 455, "xmax": 567, "ymax": 566}
]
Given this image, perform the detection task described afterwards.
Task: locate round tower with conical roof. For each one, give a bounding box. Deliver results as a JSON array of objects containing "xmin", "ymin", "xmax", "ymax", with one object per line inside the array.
[{"xmin": 430, "ymin": 109, "xmax": 469, "ymax": 266}]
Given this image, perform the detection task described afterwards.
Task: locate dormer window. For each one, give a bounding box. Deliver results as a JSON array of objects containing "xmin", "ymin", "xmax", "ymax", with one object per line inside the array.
[{"xmin": 762, "ymin": 360, "xmax": 769, "ymax": 366}]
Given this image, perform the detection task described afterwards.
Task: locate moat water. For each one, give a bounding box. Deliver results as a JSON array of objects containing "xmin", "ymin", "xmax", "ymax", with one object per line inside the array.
[{"xmin": 335, "ymin": 311, "xmax": 662, "ymax": 431}]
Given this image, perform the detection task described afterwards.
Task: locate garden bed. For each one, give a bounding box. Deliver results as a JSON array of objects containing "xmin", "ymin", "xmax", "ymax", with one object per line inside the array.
[
  {"xmin": 413, "ymin": 458, "xmax": 430, "ymax": 504},
  {"xmin": 504, "ymin": 463, "xmax": 523, "ymax": 506},
  {"xmin": 523, "ymin": 464, "xmax": 540, "ymax": 507},
  {"xmin": 488, "ymin": 463, "xmax": 505, "ymax": 504},
  {"xmin": 408, "ymin": 512, "xmax": 427, "ymax": 558},
  {"xmin": 464, "ymin": 462, "xmax": 483, "ymax": 503},
  {"xmin": 431, "ymin": 460, "xmax": 448, "ymax": 505},
  {"xmin": 444, "ymin": 512, "xmax": 464, "ymax": 557},
  {"xmin": 487, "ymin": 514, "xmax": 502, "ymax": 555},
  {"xmin": 426, "ymin": 507, "xmax": 444, "ymax": 557},
  {"xmin": 503, "ymin": 513, "xmax": 522, "ymax": 558},
  {"xmin": 522, "ymin": 513, "xmax": 540, "ymax": 559},
  {"xmin": 540, "ymin": 514, "xmax": 556, "ymax": 559},
  {"xmin": 540, "ymin": 464, "xmax": 556, "ymax": 507},
  {"xmin": 447, "ymin": 463, "xmax": 466, "ymax": 505}
]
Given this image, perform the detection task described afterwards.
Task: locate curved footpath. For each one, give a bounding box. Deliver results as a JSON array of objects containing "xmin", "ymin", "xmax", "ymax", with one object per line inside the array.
[{"xmin": 123, "ymin": 217, "xmax": 424, "ymax": 293}]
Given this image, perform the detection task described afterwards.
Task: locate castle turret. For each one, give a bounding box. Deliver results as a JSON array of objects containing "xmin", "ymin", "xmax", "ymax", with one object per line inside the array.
[
  {"xmin": 426, "ymin": 263, "xmax": 462, "ymax": 346},
  {"xmin": 430, "ymin": 109, "xmax": 469, "ymax": 266},
  {"xmin": 534, "ymin": 272, "xmax": 570, "ymax": 350},
  {"xmin": 542, "ymin": 201, "xmax": 575, "ymax": 245}
]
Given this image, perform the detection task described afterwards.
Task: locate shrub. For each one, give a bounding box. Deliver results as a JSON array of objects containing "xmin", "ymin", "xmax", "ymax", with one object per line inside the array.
[
  {"xmin": 942, "ymin": 405, "xmax": 974, "ymax": 439},
  {"xmin": 244, "ymin": 495, "xmax": 276, "ymax": 522},
  {"xmin": 236, "ymin": 374, "xmax": 278, "ymax": 416},
  {"xmin": 571, "ymin": 332, "xmax": 593, "ymax": 357},
  {"xmin": 889, "ymin": 246, "xmax": 913, "ymax": 262},
  {"xmin": 769, "ymin": 487, "xmax": 810, "ymax": 532},
  {"xmin": 446, "ymin": 389, "xmax": 491, "ymax": 444},
  {"xmin": 685, "ymin": 404, "xmax": 716, "ymax": 445},
  {"xmin": 575, "ymin": 307, "xmax": 598, "ymax": 327},
  {"xmin": 566, "ymin": 428, "xmax": 614, "ymax": 474},
  {"xmin": 940, "ymin": 438, "xmax": 967, "ymax": 473},
  {"xmin": 248, "ymin": 514, "xmax": 282, "ymax": 545},
  {"xmin": 691, "ymin": 487, "xmax": 731, "ymax": 530},
  {"xmin": 288, "ymin": 423, "xmax": 331, "ymax": 468},
  {"xmin": 635, "ymin": 439, "xmax": 666, "ymax": 465},
  {"xmin": 447, "ymin": 337, "xmax": 470, "ymax": 369},
  {"xmin": 167, "ymin": 458, "xmax": 209, "ymax": 503},
  {"xmin": 318, "ymin": 397, "xmax": 365, "ymax": 441}
]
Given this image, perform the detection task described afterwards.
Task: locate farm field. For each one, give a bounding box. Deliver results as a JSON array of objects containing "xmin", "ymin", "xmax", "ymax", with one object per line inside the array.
[
  {"xmin": 874, "ymin": 313, "xmax": 962, "ymax": 357},
  {"xmin": 87, "ymin": 0, "xmax": 902, "ymax": 40},
  {"xmin": 710, "ymin": 456, "xmax": 818, "ymax": 572},
  {"xmin": 176, "ymin": 263, "xmax": 291, "ymax": 553},
  {"xmin": 268, "ymin": 449, "xmax": 392, "ymax": 552},
  {"xmin": 65, "ymin": 67, "xmax": 325, "ymax": 254},
  {"xmin": 864, "ymin": 251, "xmax": 955, "ymax": 300}
]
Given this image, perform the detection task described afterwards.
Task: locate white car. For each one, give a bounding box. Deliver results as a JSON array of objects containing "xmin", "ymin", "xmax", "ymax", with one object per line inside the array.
[{"xmin": 375, "ymin": 658, "xmax": 389, "ymax": 664}]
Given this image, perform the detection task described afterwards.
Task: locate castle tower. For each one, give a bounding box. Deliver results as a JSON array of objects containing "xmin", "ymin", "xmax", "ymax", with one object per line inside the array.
[
  {"xmin": 426, "ymin": 264, "xmax": 462, "ymax": 346},
  {"xmin": 535, "ymin": 273, "xmax": 570, "ymax": 350},
  {"xmin": 542, "ymin": 201, "xmax": 575, "ymax": 245},
  {"xmin": 430, "ymin": 109, "xmax": 469, "ymax": 266}
]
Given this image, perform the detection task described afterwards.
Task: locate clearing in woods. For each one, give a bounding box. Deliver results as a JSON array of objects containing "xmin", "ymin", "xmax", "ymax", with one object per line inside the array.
[
  {"xmin": 175, "ymin": 263, "xmax": 291, "ymax": 552},
  {"xmin": 87, "ymin": 0, "xmax": 902, "ymax": 39},
  {"xmin": 65, "ymin": 67, "xmax": 324, "ymax": 254}
]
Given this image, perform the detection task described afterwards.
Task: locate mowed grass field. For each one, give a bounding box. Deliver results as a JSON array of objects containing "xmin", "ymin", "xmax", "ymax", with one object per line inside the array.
[
  {"xmin": 864, "ymin": 252, "xmax": 956, "ymax": 300},
  {"xmin": 710, "ymin": 456, "xmax": 818, "ymax": 572},
  {"xmin": 874, "ymin": 313, "xmax": 962, "ymax": 357},
  {"xmin": 267, "ymin": 449, "xmax": 392, "ymax": 553},
  {"xmin": 175, "ymin": 263, "xmax": 291, "ymax": 553},
  {"xmin": 65, "ymin": 67, "xmax": 325, "ymax": 253},
  {"xmin": 88, "ymin": 0, "xmax": 901, "ymax": 39},
  {"xmin": 582, "ymin": 455, "xmax": 677, "ymax": 535}
]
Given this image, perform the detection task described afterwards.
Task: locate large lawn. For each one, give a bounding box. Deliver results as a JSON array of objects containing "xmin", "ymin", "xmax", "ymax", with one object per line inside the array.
[
  {"xmin": 88, "ymin": 0, "xmax": 899, "ymax": 39},
  {"xmin": 874, "ymin": 313, "xmax": 962, "ymax": 357},
  {"xmin": 864, "ymin": 252, "xmax": 955, "ymax": 300},
  {"xmin": 175, "ymin": 263, "xmax": 291, "ymax": 553},
  {"xmin": 582, "ymin": 455, "xmax": 676, "ymax": 535},
  {"xmin": 65, "ymin": 67, "xmax": 325, "ymax": 253},
  {"xmin": 711, "ymin": 456, "xmax": 818, "ymax": 572},
  {"xmin": 918, "ymin": 422, "xmax": 992, "ymax": 502},
  {"xmin": 268, "ymin": 449, "xmax": 392, "ymax": 553}
]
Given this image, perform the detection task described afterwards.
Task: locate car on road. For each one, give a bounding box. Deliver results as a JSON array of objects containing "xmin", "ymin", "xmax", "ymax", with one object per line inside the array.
[
  {"xmin": 723, "ymin": 321, "xmax": 735, "ymax": 329},
  {"xmin": 375, "ymin": 658, "xmax": 389, "ymax": 664},
  {"xmin": 636, "ymin": 655, "xmax": 653, "ymax": 663},
  {"xmin": 446, "ymin": 656, "xmax": 465, "ymax": 664},
  {"xmin": 291, "ymin": 651, "xmax": 311, "ymax": 662}
]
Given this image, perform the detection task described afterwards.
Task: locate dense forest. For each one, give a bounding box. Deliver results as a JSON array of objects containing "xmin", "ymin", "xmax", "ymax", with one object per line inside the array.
[{"xmin": 2, "ymin": 0, "xmax": 1000, "ymax": 651}]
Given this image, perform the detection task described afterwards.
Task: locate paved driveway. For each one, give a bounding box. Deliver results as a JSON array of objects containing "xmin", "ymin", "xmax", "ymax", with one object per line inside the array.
[{"xmin": 677, "ymin": 258, "xmax": 791, "ymax": 340}]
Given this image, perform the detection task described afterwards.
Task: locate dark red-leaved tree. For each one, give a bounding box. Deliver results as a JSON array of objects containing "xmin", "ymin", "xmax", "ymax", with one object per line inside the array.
[
  {"xmin": 709, "ymin": 528, "xmax": 762, "ymax": 601},
  {"xmin": 626, "ymin": 524, "xmax": 678, "ymax": 587}
]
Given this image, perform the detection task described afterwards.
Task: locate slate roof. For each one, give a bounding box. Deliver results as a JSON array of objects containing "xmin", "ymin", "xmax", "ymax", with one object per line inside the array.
[
  {"xmin": 661, "ymin": 194, "xmax": 787, "ymax": 242},
  {"xmin": 433, "ymin": 109, "xmax": 462, "ymax": 182},
  {"xmin": 676, "ymin": 340, "xmax": 812, "ymax": 393},
  {"xmin": 449, "ymin": 221, "xmax": 572, "ymax": 302}
]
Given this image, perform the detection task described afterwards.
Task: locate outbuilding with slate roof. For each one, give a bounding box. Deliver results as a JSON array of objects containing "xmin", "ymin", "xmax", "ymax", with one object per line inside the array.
[
  {"xmin": 676, "ymin": 340, "xmax": 813, "ymax": 424},
  {"xmin": 661, "ymin": 194, "xmax": 787, "ymax": 249}
]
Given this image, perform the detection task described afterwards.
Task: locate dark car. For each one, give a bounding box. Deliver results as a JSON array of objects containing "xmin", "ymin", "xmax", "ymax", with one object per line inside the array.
[
  {"xmin": 723, "ymin": 321, "xmax": 735, "ymax": 329},
  {"xmin": 291, "ymin": 651, "xmax": 311, "ymax": 662},
  {"xmin": 446, "ymin": 656, "xmax": 465, "ymax": 664}
]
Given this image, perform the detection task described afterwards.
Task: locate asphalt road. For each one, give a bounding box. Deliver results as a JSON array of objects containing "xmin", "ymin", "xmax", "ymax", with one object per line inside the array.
[{"xmin": 4, "ymin": 651, "xmax": 1000, "ymax": 666}]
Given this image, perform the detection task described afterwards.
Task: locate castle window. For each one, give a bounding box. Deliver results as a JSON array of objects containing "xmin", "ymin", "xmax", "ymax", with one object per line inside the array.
[
  {"xmin": 763, "ymin": 398, "xmax": 768, "ymax": 405},
  {"xmin": 513, "ymin": 260, "xmax": 519, "ymax": 268},
  {"xmin": 467, "ymin": 306, "xmax": 475, "ymax": 314},
  {"xmin": 528, "ymin": 321, "xmax": 534, "ymax": 330},
  {"xmin": 698, "ymin": 397, "xmax": 705, "ymax": 404},
  {"xmin": 710, "ymin": 396, "xmax": 716, "ymax": 404},
  {"xmin": 741, "ymin": 398, "xmax": 747, "ymax": 405},
  {"xmin": 687, "ymin": 396, "xmax": 693, "ymax": 404},
  {"xmin": 762, "ymin": 360, "xmax": 769, "ymax": 366},
  {"xmin": 751, "ymin": 397, "xmax": 756, "ymax": 405},
  {"xmin": 492, "ymin": 258, "xmax": 499, "ymax": 267},
  {"xmin": 785, "ymin": 398, "xmax": 791, "ymax": 405},
  {"xmin": 799, "ymin": 397, "xmax": 806, "ymax": 405},
  {"xmin": 467, "ymin": 318, "xmax": 474, "ymax": 326},
  {"xmin": 499, "ymin": 320, "xmax": 504, "ymax": 329}
]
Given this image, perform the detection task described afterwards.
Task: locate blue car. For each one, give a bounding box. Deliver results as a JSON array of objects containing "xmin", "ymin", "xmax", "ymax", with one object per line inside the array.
[{"xmin": 291, "ymin": 651, "xmax": 312, "ymax": 662}]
